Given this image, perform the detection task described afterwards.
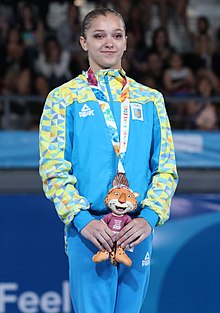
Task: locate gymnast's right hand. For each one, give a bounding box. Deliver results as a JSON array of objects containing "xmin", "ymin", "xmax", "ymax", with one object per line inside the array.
[{"xmin": 81, "ymin": 220, "xmax": 115, "ymax": 252}]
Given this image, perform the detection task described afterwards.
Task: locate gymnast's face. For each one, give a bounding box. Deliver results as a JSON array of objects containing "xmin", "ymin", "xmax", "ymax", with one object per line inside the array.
[{"xmin": 80, "ymin": 13, "xmax": 127, "ymax": 73}]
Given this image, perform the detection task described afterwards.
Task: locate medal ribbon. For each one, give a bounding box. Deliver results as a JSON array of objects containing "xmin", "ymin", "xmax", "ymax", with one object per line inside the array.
[{"xmin": 87, "ymin": 68, "xmax": 130, "ymax": 173}]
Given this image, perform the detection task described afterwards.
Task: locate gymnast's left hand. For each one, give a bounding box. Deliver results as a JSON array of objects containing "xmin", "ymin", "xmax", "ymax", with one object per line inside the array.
[{"xmin": 116, "ymin": 218, "xmax": 152, "ymax": 248}]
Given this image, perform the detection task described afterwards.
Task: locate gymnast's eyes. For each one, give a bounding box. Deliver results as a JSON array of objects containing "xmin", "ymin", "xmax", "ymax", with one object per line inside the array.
[
  {"xmin": 93, "ymin": 33, "xmax": 105, "ymax": 39},
  {"xmin": 93, "ymin": 32, "xmax": 124, "ymax": 40},
  {"xmin": 113, "ymin": 33, "xmax": 123, "ymax": 39}
]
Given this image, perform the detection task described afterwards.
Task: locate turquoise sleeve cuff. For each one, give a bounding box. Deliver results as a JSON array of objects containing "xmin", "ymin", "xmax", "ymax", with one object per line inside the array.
[
  {"xmin": 72, "ymin": 210, "xmax": 94, "ymax": 232},
  {"xmin": 139, "ymin": 208, "xmax": 159, "ymax": 229}
]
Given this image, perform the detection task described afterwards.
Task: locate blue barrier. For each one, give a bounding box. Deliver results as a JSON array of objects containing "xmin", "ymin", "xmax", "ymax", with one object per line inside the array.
[
  {"xmin": 1, "ymin": 193, "xmax": 220, "ymax": 313},
  {"xmin": 174, "ymin": 131, "xmax": 220, "ymax": 168},
  {"xmin": 0, "ymin": 194, "xmax": 73, "ymax": 313},
  {"xmin": 0, "ymin": 131, "xmax": 39, "ymax": 168},
  {"xmin": 142, "ymin": 193, "xmax": 220, "ymax": 313},
  {"xmin": 0, "ymin": 130, "xmax": 220, "ymax": 168}
]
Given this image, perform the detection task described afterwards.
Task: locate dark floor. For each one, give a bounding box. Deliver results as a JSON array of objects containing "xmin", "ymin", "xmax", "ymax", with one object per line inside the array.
[{"xmin": 1, "ymin": 168, "xmax": 220, "ymax": 194}]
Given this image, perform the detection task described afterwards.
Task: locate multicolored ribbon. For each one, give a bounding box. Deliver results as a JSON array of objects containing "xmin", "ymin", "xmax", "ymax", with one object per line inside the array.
[{"xmin": 87, "ymin": 68, "xmax": 130, "ymax": 173}]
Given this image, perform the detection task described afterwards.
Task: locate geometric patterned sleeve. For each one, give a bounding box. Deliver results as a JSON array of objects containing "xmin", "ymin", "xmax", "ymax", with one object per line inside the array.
[
  {"xmin": 140, "ymin": 91, "xmax": 178, "ymax": 226},
  {"xmin": 39, "ymin": 88, "xmax": 90, "ymax": 226}
]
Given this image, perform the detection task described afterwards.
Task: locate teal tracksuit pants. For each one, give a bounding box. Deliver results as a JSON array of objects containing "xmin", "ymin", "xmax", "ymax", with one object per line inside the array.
[{"xmin": 66, "ymin": 219, "xmax": 153, "ymax": 313}]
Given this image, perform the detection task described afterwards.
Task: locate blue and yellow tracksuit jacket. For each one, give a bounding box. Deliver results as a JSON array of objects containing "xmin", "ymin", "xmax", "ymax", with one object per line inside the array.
[{"xmin": 39, "ymin": 69, "xmax": 178, "ymax": 232}]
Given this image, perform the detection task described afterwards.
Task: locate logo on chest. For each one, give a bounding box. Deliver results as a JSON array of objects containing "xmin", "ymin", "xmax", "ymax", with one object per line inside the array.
[
  {"xmin": 130, "ymin": 103, "xmax": 144, "ymax": 121},
  {"xmin": 79, "ymin": 104, "xmax": 94, "ymax": 118}
]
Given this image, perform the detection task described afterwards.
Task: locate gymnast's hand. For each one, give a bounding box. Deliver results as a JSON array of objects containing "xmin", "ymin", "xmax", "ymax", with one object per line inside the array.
[
  {"xmin": 81, "ymin": 220, "xmax": 116, "ymax": 252},
  {"xmin": 117, "ymin": 218, "xmax": 152, "ymax": 248}
]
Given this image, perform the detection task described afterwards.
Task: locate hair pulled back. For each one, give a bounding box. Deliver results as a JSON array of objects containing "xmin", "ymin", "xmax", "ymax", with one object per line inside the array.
[{"xmin": 81, "ymin": 8, "xmax": 126, "ymax": 39}]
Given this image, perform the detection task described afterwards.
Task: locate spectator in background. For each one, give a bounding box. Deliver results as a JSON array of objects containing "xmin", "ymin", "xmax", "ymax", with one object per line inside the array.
[
  {"xmin": 15, "ymin": 68, "xmax": 33, "ymax": 126},
  {"xmin": 193, "ymin": 32, "xmax": 213, "ymax": 70},
  {"xmin": 126, "ymin": 3, "xmax": 146, "ymax": 46},
  {"xmin": 163, "ymin": 52, "xmax": 195, "ymax": 96},
  {"xmin": 148, "ymin": 26, "xmax": 175, "ymax": 69},
  {"xmin": 142, "ymin": 0, "xmax": 189, "ymax": 32},
  {"xmin": 190, "ymin": 15, "xmax": 212, "ymax": 44},
  {"xmin": 0, "ymin": 2, "xmax": 16, "ymax": 118},
  {"xmin": 140, "ymin": 51, "xmax": 165, "ymax": 92},
  {"xmin": 212, "ymin": 27, "xmax": 220, "ymax": 90},
  {"xmin": 34, "ymin": 35, "xmax": 72, "ymax": 90},
  {"xmin": 0, "ymin": 0, "xmax": 219, "ymax": 132},
  {"xmin": 45, "ymin": 0, "xmax": 70, "ymax": 32},
  {"xmin": 29, "ymin": 74, "xmax": 50, "ymax": 130},
  {"xmin": 17, "ymin": 2, "xmax": 45, "ymax": 63},
  {"xmin": 163, "ymin": 51, "xmax": 195, "ymax": 128},
  {"xmin": 166, "ymin": 0, "xmax": 189, "ymax": 29},
  {"xmin": 56, "ymin": 3, "xmax": 84, "ymax": 77},
  {"xmin": 0, "ymin": 2, "xmax": 15, "ymax": 45},
  {"xmin": 111, "ymin": 0, "xmax": 133, "ymax": 26},
  {"xmin": 1, "ymin": 26, "xmax": 30, "ymax": 82},
  {"xmin": 185, "ymin": 16, "xmax": 213, "ymax": 72},
  {"xmin": 196, "ymin": 67, "xmax": 219, "ymax": 94},
  {"xmin": 186, "ymin": 75, "xmax": 219, "ymax": 130},
  {"xmin": 113, "ymin": 0, "xmax": 149, "ymax": 50},
  {"xmin": 2, "ymin": 68, "xmax": 33, "ymax": 129},
  {"xmin": 34, "ymin": 74, "xmax": 50, "ymax": 99},
  {"xmin": 122, "ymin": 30, "xmax": 148, "ymax": 80},
  {"xmin": 56, "ymin": 3, "xmax": 81, "ymax": 53}
]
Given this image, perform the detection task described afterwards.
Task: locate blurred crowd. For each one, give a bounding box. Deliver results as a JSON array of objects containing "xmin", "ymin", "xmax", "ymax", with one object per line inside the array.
[{"xmin": 0, "ymin": 0, "xmax": 220, "ymax": 130}]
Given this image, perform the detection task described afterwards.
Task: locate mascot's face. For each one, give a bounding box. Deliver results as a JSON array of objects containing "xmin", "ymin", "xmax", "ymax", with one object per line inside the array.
[{"xmin": 104, "ymin": 185, "xmax": 139, "ymax": 215}]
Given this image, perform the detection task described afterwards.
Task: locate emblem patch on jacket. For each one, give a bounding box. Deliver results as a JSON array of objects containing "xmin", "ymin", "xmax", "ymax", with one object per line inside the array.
[
  {"xmin": 79, "ymin": 104, "xmax": 94, "ymax": 118},
  {"xmin": 131, "ymin": 103, "xmax": 144, "ymax": 121}
]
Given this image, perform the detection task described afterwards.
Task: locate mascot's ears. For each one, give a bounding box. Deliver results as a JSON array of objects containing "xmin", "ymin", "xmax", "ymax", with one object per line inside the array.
[{"xmin": 133, "ymin": 192, "xmax": 140, "ymax": 198}]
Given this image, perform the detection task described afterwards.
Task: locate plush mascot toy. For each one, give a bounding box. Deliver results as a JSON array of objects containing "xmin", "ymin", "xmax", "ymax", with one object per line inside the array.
[{"xmin": 92, "ymin": 174, "xmax": 139, "ymax": 267}]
